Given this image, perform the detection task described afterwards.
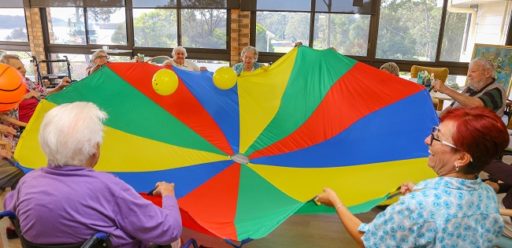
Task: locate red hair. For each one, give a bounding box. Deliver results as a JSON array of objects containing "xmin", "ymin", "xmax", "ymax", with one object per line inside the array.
[{"xmin": 440, "ymin": 107, "xmax": 509, "ymax": 174}]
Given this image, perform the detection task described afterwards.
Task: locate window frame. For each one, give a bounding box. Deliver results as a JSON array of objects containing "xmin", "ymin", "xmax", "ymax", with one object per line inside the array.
[
  {"xmin": 0, "ymin": 6, "xmax": 30, "ymax": 52},
  {"xmin": 38, "ymin": 0, "xmax": 232, "ymax": 76},
  {"xmin": 250, "ymin": 0, "xmax": 510, "ymax": 75}
]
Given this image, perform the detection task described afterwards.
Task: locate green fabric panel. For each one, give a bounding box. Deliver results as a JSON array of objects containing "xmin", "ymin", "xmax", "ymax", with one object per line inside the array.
[
  {"xmin": 295, "ymin": 194, "xmax": 389, "ymax": 215},
  {"xmin": 245, "ymin": 47, "xmax": 357, "ymax": 155},
  {"xmin": 235, "ymin": 164, "xmax": 304, "ymax": 240},
  {"xmin": 46, "ymin": 67, "xmax": 223, "ymax": 155}
]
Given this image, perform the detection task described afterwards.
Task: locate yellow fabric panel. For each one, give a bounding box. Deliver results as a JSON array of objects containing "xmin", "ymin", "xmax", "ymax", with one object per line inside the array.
[
  {"xmin": 96, "ymin": 127, "xmax": 228, "ymax": 172},
  {"xmin": 238, "ymin": 48, "xmax": 297, "ymax": 154},
  {"xmin": 14, "ymin": 101, "xmax": 228, "ymax": 172},
  {"xmin": 248, "ymin": 158, "xmax": 435, "ymax": 205},
  {"xmin": 14, "ymin": 100, "xmax": 56, "ymax": 169}
]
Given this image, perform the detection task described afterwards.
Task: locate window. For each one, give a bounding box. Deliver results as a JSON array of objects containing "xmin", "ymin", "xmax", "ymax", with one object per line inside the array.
[
  {"xmin": 47, "ymin": 8, "xmax": 86, "ymax": 45},
  {"xmin": 313, "ymin": 13, "xmax": 370, "ymax": 56},
  {"xmin": 0, "ymin": 8, "xmax": 28, "ymax": 42},
  {"xmin": 87, "ymin": 8, "xmax": 127, "ymax": 45},
  {"xmin": 50, "ymin": 53, "xmax": 89, "ymax": 81},
  {"xmin": 256, "ymin": 11, "xmax": 310, "ymax": 53},
  {"xmin": 181, "ymin": 9, "xmax": 227, "ymax": 49},
  {"xmin": 50, "ymin": 53, "xmax": 131, "ymax": 81},
  {"xmin": 133, "ymin": 9, "xmax": 177, "ymax": 48},
  {"xmin": 440, "ymin": 1, "xmax": 512, "ymax": 62},
  {"xmin": 376, "ymin": 0, "xmax": 443, "ymax": 61}
]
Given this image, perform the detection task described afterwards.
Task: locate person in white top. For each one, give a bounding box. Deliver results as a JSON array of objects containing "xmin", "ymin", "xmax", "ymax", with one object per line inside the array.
[{"xmin": 164, "ymin": 46, "xmax": 206, "ymax": 71}]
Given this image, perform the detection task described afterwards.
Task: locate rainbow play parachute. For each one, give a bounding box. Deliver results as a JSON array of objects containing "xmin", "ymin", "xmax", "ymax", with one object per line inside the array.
[{"xmin": 15, "ymin": 46, "xmax": 438, "ymax": 242}]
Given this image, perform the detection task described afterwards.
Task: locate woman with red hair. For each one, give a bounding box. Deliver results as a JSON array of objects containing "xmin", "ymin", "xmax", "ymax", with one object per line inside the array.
[{"xmin": 316, "ymin": 107, "xmax": 509, "ymax": 247}]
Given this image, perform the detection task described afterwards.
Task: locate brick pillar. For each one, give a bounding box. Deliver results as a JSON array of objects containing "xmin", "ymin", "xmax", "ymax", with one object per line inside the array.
[
  {"xmin": 25, "ymin": 8, "xmax": 47, "ymax": 74},
  {"xmin": 230, "ymin": 9, "xmax": 251, "ymax": 65}
]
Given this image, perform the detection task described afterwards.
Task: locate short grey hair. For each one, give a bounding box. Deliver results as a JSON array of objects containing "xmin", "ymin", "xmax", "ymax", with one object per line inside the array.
[
  {"xmin": 470, "ymin": 58, "xmax": 495, "ymax": 75},
  {"xmin": 91, "ymin": 49, "xmax": 108, "ymax": 62},
  {"xmin": 0, "ymin": 54, "xmax": 20, "ymax": 64},
  {"xmin": 380, "ymin": 62, "xmax": 400, "ymax": 76},
  {"xmin": 172, "ymin": 46, "xmax": 187, "ymax": 57},
  {"xmin": 241, "ymin": 46, "xmax": 258, "ymax": 60},
  {"xmin": 39, "ymin": 102, "xmax": 108, "ymax": 167}
]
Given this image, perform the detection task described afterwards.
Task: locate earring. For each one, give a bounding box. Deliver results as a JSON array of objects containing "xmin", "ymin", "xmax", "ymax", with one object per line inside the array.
[{"xmin": 455, "ymin": 164, "xmax": 460, "ymax": 172}]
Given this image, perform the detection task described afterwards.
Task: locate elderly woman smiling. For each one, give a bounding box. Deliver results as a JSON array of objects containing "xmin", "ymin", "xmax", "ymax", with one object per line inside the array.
[
  {"xmin": 4, "ymin": 102, "xmax": 182, "ymax": 247},
  {"xmin": 233, "ymin": 46, "xmax": 263, "ymax": 76},
  {"xmin": 316, "ymin": 107, "xmax": 509, "ymax": 247}
]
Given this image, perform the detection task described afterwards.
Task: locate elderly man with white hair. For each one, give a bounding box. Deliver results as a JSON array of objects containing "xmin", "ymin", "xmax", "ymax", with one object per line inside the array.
[
  {"xmin": 164, "ymin": 46, "xmax": 206, "ymax": 71},
  {"xmin": 432, "ymin": 57, "xmax": 506, "ymax": 116},
  {"xmin": 3, "ymin": 102, "xmax": 182, "ymax": 247}
]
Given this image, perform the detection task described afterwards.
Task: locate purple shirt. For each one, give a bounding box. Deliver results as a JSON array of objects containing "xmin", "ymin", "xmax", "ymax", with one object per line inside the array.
[{"xmin": 4, "ymin": 166, "xmax": 181, "ymax": 247}]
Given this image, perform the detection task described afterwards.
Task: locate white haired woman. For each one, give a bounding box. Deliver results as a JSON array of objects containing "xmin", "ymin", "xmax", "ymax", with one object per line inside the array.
[
  {"xmin": 86, "ymin": 49, "xmax": 109, "ymax": 75},
  {"xmin": 233, "ymin": 46, "xmax": 263, "ymax": 76},
  {"xmin": 3, "ymin": 102, "xmax": 182, "ymax": 247},
  {"xmin": 164, "ymin": 46, "xmax": 206, "ymax": 71}
]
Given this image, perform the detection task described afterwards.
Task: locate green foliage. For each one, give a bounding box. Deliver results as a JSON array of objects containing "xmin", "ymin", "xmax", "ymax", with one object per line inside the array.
[
  {"xmin": 181, "ymin": 9, "xmax": 226, "ymax": 48},
  {"xmin": 440, "ymin": 12, "xmax": 468, "ymax": 61},
  {"xmin": 129, "ymin": 9, "xmax": 177, "ymax": 47},
  {"xmin": 377, "ymin": 0, "xmax": 442, "ymax": 61}
]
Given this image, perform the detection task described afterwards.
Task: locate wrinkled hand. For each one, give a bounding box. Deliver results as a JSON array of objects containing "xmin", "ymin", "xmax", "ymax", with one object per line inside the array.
[
  {"xmin": 25, "ymin": 90, "xmax": 41, "ymax": 99},
  {"xmin": 134, "ymin": 56, "xmax": 145, "ymax": 63},
  {"xmin": 153, "ymin": 181, "xmax": 175, "ymax": 197},
  {"xmin": 199, "ymin": 66, "xmax": 208, "ymax": 71},
  {"xmin": 431, "ymin": 79, "xmax": 446, "ymax": 93},
  {"xmin": 485, "ymin": 180, "xmax": 500, "ymax": 193},
  {"xmin": 315, "ymin": 187, "xmax": 342, "ymax": 207},
  {"xmin": 0, "ymin": 145, "xmax": 12, "ymax": 160},
  {"xmin": 57, "ymin": 77, "xmax": 71, "ymax": 90},
  {"xmin": 0, "ymin": 124, "xmax": 16, "ymax": 136},
  {"xmin": 400, "ymin": 182, "xmax": 416, "ymax": 195}
]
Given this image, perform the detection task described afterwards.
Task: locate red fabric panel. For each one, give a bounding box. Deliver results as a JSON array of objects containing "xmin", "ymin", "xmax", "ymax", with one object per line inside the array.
[
  {"xmin": 177, "ymin": 163, "xmax": 240, "ymax": 240},
  {"xmin": 140, "ymin": 193, "xmax": 217, "ymax": 236},
  {"xmin": 107, "ymin": 63, "xmax": 233, "ymax": 155},
  {"xmin": 250, "ymin": 62, "xmax": 425, "ymax": 158}
]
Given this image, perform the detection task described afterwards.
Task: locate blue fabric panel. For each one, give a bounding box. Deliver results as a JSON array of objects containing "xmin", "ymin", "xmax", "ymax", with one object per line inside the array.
[
  {"xmin": 252, "ymin": 91, "xmax": 439, "ymax": 167},
  {"xmin": 175, "ymin": 68, "xmax": 240, "ymax": 154}
]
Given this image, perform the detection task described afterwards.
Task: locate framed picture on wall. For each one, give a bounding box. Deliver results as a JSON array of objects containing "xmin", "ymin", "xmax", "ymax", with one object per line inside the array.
[{"xmin": 471, "ymin": 43, "xmax": 512, "ymax": 98}]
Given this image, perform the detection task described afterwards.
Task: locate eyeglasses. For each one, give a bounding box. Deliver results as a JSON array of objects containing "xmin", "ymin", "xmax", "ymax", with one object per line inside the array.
[
  {"xmin": 97, "ymin": 55, "xmax": 110, "ymax": 60},
  {"xmin": 429, "ymin": 126, "xmax": 457, "ymax": 149}
]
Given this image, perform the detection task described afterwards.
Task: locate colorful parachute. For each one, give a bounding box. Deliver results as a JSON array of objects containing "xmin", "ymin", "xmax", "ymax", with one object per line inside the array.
[{"xmin": 15, "ymin": 46, "xmax": 438, "ymax": 242}]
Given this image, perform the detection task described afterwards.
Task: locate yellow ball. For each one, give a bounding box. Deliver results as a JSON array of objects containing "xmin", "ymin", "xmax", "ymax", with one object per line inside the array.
[
  {"xmin": 152, "ymin": 69, "xmax": 179, "ymax": 96},
  {"xmin": 213, "ymin": 66, "xmax": 237, "ymax": 90}
]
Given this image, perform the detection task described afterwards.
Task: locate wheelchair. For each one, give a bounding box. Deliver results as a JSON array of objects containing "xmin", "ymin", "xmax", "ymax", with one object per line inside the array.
[{"xmin": 0, "ymin": 210, "xmax": 199, "ymax": 248}]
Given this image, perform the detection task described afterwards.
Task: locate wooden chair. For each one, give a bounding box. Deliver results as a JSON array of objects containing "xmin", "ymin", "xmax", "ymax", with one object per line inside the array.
[{"xmin": 410, "ymin": 65, "xmax": 449, "ymax": 111}]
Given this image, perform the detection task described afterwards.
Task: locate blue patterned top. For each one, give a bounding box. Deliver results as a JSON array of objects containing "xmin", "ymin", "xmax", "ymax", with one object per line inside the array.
[{"xmin": 359, "ymin": 177, "xmax": 503, "ymax": 247}]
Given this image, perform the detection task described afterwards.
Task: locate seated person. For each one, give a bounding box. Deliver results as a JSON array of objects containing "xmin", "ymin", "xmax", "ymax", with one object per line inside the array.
[
  {"xmin": 0, "ymin": 54, "xmax": 70, "ymax": 123},
  {"xmin": 379, "ymin": 62, "xmax": 399, "ymax": 76},
  {"xmin": 86, "ymin": 49, "xmax": 109, "ymax": 75},
  {"xmin": 483, "ymin": 160, "xmax": 512, "ymax": 247},
  {"xmin": 164, "ymin": 46, "xmax": 205, "ymax": 71},
  {"xmin": 0, "ymin": 122, "xmax": 23, "ymax": 190},
  {"xmin": 233, "ymin": 46, "xmax": 263, "ymax": 76},
  {"xmin": 4, "ymin": 102, "xmax": 182, "ymax": 247},
  {"xmin": 432, "ymin": 58, "xmax": 506, "ymax": 116},
  {"xmin": 316, "ymin": 106, "xmax": 508, "ymax": 247}
]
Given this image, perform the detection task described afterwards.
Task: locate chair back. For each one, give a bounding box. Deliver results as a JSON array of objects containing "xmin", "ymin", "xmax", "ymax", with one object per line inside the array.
[
  {"xmin": 410, "ymin": 65, "xmax": 449, "ymax": 83},
  {"xmin": 148, "ymin": 56, "xmax": 172, "ymax": 65}
]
